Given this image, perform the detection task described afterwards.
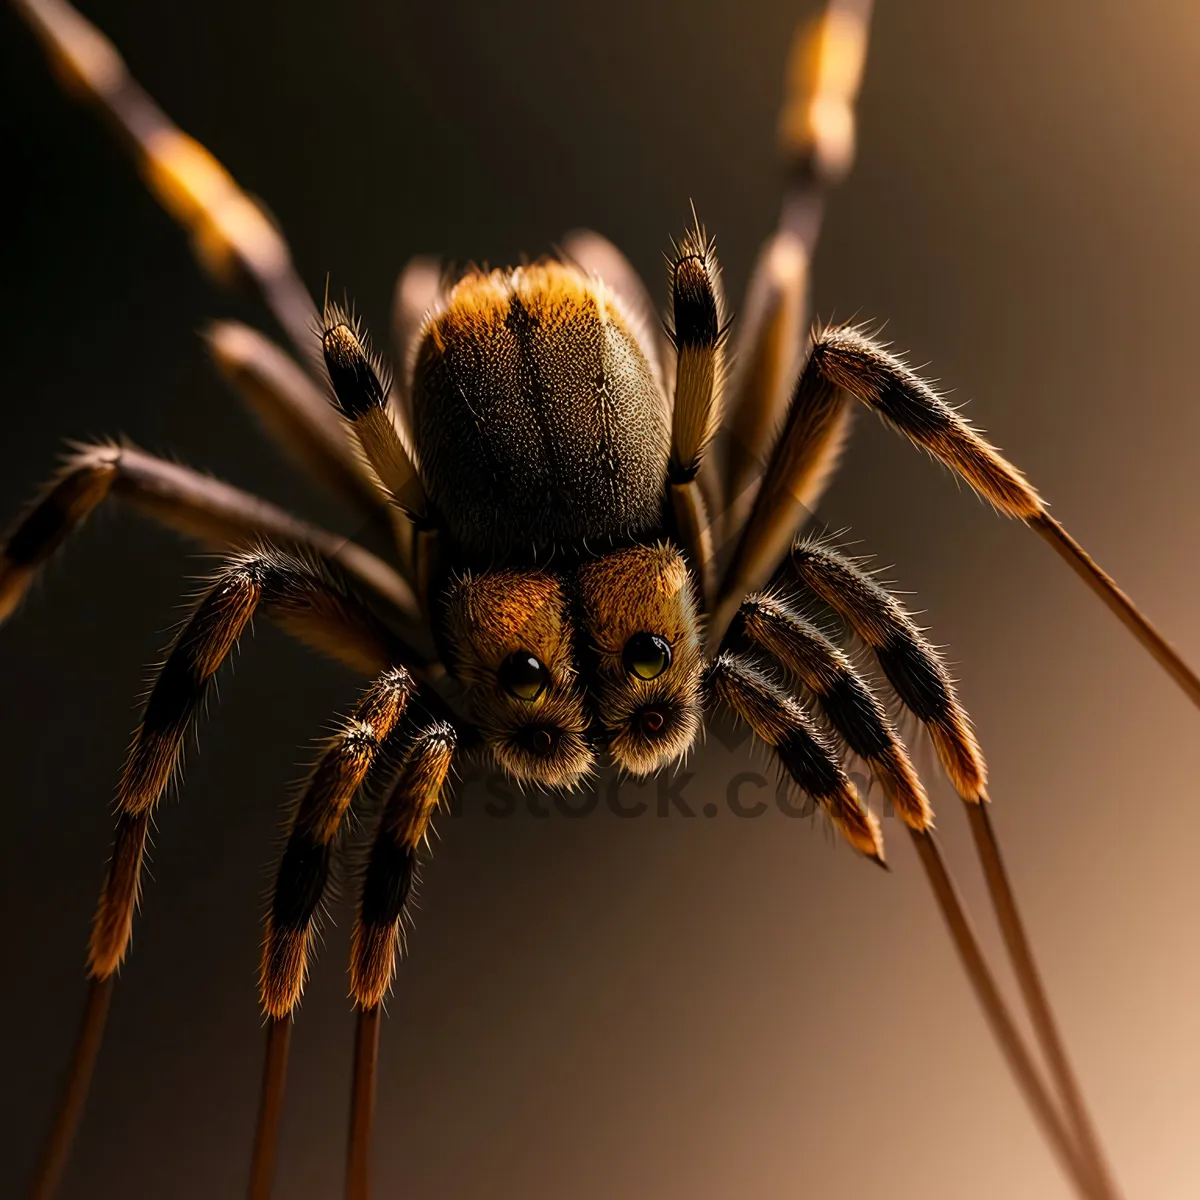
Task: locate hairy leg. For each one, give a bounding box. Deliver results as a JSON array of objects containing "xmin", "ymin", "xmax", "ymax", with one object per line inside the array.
[
  {"xmin": 346, "ymin": 724, "xmax": 457, "ymax": 1200},
  {"xmin": 0, "ymin": 441, "xmax": 419, "ymax": 625},
  {"xmin": 705, "ymin": 650, "xmax": 883, "ymax": 863},
  {"xmin": 205, "ymin": 321, "xmax": 394, "ymax": 532},
  {"xmin": 787, "ymin": 538, "xmax": 1120, "ymax": 1199}
]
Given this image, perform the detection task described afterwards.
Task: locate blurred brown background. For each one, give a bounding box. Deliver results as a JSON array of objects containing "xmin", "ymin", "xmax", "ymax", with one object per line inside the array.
[{"xmin": 1, "ymin": 0, "xmax": 1198, "ymax": 1196}]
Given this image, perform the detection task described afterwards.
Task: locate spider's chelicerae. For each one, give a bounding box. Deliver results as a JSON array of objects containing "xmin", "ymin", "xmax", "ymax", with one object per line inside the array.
[{"xmin": 9, "ymin": 1, "xmax": 1198, "ymax": 1199}]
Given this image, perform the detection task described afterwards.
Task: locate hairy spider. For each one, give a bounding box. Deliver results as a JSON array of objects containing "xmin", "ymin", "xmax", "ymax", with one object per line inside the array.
[{"xmin": 7, "ymin": 1, "xmax": 1197, "ymax": 1198}]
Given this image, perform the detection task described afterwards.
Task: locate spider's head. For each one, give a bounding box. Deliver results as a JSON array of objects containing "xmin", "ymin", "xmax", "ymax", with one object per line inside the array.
[
  {"xmin": 443, "ymin": 569, "xmax": 595, "ymax": 789},
  {"xmin": 576, "ymin": 543, "xmax": 704, "ymax": 776}
]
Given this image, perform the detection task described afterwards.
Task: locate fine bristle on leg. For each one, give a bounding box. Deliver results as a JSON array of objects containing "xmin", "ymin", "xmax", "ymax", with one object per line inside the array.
[
  {"xmin": 806, "ymin": 323, "xmax": 1200, "ymax": 709},
  {"xmin": 346, "ymin": 725, "xmax": 456, "ymax": 1200},
  {"xmin": 705, "ymin": 652, "xmax": 884, "ymax": 863},
  {"xmin": 0, "ymin": 442, "xmax": 419, "ymax": 629},
  {"xmin": 250, "ymin": 669, "xmax": 415, "ymax": 1200},
  {"xmin": 322, "ymin": 306, "xmax": 429, "ymax": 522},
  {"xmin": 730, "ymin": 593, "xmax": 932, "ymax": 830},
  {"xmin": 260, "ymin": 667, "xmax": 416, "ymax": 1019},
  {"xmin": 789, "ymin": 538, "xmax": 1121, "ymax": 1197},
  {"xmin": 789, "ymin": 540, "xmax": 988, "ymax": 800},
  {"xmin": 204, "ymin": 321, "xmax": 393, "ymax": 531},
  {"xmin": 668, "ymin": 219, "xmax": 727, "ymax": 480},
  {"xmin": 350, "ymin": 725, "xmax": 457, "ymax": 1009},
  {"xmin": 93, "ymin": 549, "xmax": 413, "ymax": 981}
]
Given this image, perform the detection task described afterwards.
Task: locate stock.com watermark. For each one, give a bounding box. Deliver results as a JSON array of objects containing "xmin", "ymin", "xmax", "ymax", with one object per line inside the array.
[{"xmin": 445, "ymin": 767, "xmax": 900, "ymax": 822}]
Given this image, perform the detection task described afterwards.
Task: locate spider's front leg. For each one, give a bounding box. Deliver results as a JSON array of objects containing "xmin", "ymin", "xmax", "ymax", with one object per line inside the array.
[
  {"xmin": 250, "ymin": 674, "xmax": 456, "ymax": 1200},
  {"xmin": 28, "ymin": 545, "xmax": 429, "ymax": 1200},
  {"xmin": 90, "ymin": 546, "xmax": 426, "ymax": 980},
  {"xmin": 344, "ymin": 724, "xmax": 457, "ymax": 1200},
  {"xmin": 703, "ymin": 651, "xmax": 884, "ymax": 863}
]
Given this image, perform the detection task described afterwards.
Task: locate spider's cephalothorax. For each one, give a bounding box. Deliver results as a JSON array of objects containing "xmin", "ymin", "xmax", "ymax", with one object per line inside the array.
[
  {"xmin": 352, "ymin": 260, "xmax": 707, "ymax": 792},
  {"xmin": 6, "ymin": 2, "xmax": 1154, "ymax": 1197}
]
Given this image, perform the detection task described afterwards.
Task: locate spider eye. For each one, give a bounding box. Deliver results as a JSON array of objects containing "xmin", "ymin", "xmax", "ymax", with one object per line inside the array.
[
  {"xmin": 498, "ymin": 651, "xmax": 549, "ymax": 701},
  {"xmin": 622, "ymin": 632, "xmax": 672, "ymax": 680}
]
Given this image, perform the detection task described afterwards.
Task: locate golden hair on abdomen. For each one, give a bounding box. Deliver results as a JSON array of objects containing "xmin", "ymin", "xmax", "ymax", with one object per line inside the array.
[
  {"xmin": 442, "ymin": 567, "xmax": 594, "ymax": 789},
  {"xmin": 576, "ymin": 542, "xmax": 704, "ymax": 775},
  {"xmin": 412, "ymin": 261, "xmax": 671, "ymax": 562}
]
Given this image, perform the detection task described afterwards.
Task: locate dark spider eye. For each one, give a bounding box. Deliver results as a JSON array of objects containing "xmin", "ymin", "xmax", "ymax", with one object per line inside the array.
[
  {"xmin": 622, "ymin": 632, "xmax": 672, "ymax": 680},
  {"xmin": 498, "ymin": 651, "xmax": 549, "ymax": 701}
]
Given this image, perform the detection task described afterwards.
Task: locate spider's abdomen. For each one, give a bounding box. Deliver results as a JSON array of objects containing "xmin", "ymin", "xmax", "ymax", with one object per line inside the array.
[{"xmin": 412, "ymin": 262, "xmax": 669, "ymax": 561}]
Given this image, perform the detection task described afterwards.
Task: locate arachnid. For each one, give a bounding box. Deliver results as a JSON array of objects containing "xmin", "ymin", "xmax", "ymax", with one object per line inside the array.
[{"xmin": 7, "ymin": 1, "xmax": 1196, "ymax": 1198}]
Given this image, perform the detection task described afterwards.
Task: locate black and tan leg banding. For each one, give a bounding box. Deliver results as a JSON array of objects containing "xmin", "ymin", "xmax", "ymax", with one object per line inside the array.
[
  {"xmin": 260, "ymin": 667, "xmax": 416, "ymax": 1018},
  {"xmin": 205, "ymin": 321, "xmax": 392, "ymax": 529},
  {"xmin": 803, "ymin": 325, "xmax": 1200, "ymax": 712},
  {"xmin": 809, "ymin": 326, "xmax": 1043, "ymax": 520},
  {"xmin": 731, "ymin": 593, "xmax": 932, "ymax": 830},
  {"xmin": 322, "ymin": 305, "xmax": 429, "ymax": 523},
  {"xmin": 351, "ymin": 724, "xmax": 456, "ymax": 1010},
  {"xmin": 87, "ymin": 549, "xmax": 419, "ymax": 980},
  {"xmin": 790, "ymin": 541, "xmax": 987, "ymax": 801},
  {"xmin": 0, "ymin": 442, "xmax": 419, "ymax": 626},
  {"xmin": 705, "ymin": 652, "xmax": 884, "ymax": 862},
  {"xmin": 667, "ymin": 223, "xmax": 726, "ymax": 600},
  {"xmin": 668, "ymin": 222, "xmax": 726, "ymax": 480}
]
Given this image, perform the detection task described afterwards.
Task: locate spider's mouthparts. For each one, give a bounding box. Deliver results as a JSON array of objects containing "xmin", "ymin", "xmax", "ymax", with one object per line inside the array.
[
  {"xmin": 514, "ymin": 724, "xmax": 560, "ymax": 756},
  {"xmin": 638, "ymin": 707, "xmax": 666, "ymax": 735}
]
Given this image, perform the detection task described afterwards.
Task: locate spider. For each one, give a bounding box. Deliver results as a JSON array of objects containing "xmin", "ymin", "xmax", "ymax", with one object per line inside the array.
[{"xmin": 6, "ymin": 1, "xmax": 1197, "ymax": 1198}]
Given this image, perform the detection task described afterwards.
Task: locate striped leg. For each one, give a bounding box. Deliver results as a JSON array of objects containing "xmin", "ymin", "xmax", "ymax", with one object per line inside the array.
[
  {"xmin": 727, "ymin": 591, "xmax": 931, "ymax": 830},
  {"xmin": 31, "ymin": 547, "xmax": 423, "ymax": 1200},
  {"xmin": 321, "ymin": 305, "xmax": 436, "ymax": 608},
  {"xmin": 704, "ymin": 651, "xmax": 883, "ymax": 863},
  {"xmin": 94, "ymin": 549, "xmax": 421, "ymax": 981},
  {"xmin": 787, "ymin": 538, "xmax": 1121, "ymax": 1200},
  {"xmin": 205, "ymin": 321, "xmax": 395, "ymax": 532},
  {"xmin": 346, "ymin": 724, "xmax": 457, "ymax": 1200},
  {"xmin": 0, "ymin": 441, "xmax": 419, "ymax": 627},
  {"xmin": 665, "ymin": 219, "xmax": 727, "ymax": 604},
  {"xmin": 250, "ymin": 667, "xmax": 417, "ymax": 1200},
  {"xmin": 812, "ymin": 325, "xmax": 1200, "ymax": 715}
]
